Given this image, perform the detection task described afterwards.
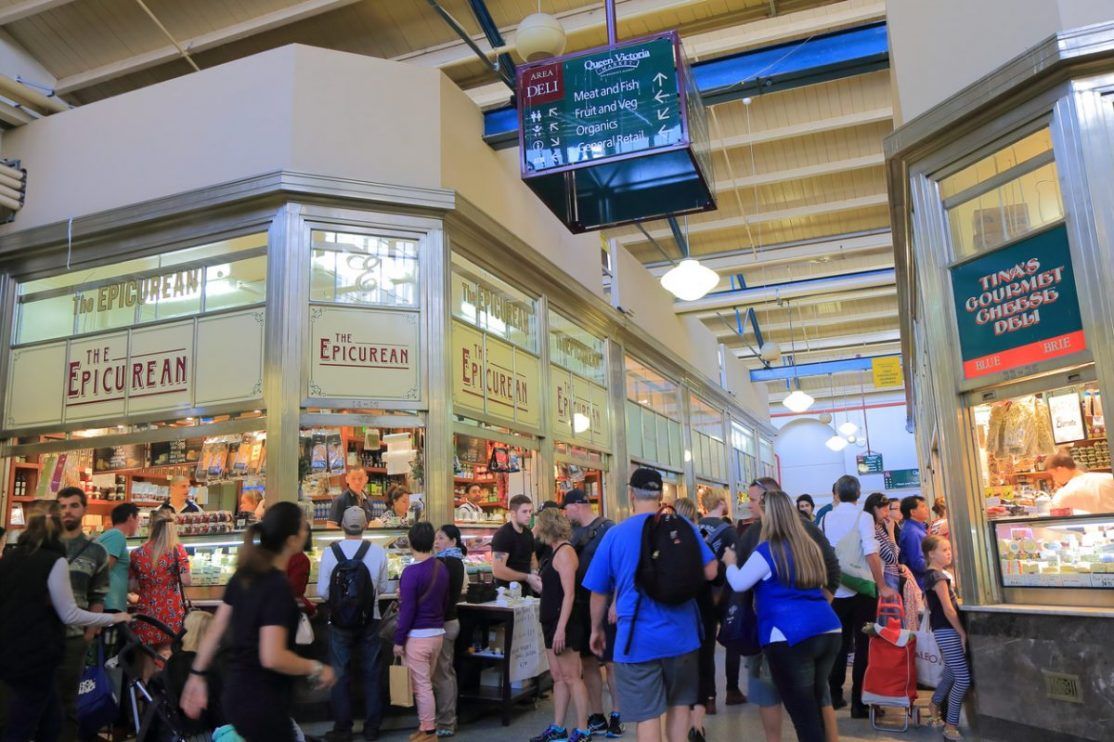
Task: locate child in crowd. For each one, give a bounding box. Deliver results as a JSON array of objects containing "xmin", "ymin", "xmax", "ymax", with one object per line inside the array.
[{"xmin": 922, "ymin": 536, "xmax": 970, "ymax": 741}]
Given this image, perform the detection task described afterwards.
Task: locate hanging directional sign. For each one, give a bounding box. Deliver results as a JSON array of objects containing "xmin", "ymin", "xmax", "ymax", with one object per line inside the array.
[
  {"xmin": 519, "ymin": 36, "xmax": 683, "ymax": 174},
  {"xmin": 516, "ymin": 31, "xmax": 716, "ymax": 233}
]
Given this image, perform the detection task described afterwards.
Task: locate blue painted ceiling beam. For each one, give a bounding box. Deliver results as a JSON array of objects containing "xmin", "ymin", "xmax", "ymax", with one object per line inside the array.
[
  {"xmin": 749, "ymin": 353, "xmax": 900, "ymax": 382},
  {"xmin": 484, "ymin": 22, "xmax": 888, "ymax": 146}
]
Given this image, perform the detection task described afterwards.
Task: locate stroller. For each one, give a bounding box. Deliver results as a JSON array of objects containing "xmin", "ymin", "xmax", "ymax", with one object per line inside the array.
[
  {"xmin": 861, "ymin": 596, "xmax": 918, "ymax": 732},
  {"xmin": 114, "ymin": 615, "xmax": 216, "ymax": 741}
]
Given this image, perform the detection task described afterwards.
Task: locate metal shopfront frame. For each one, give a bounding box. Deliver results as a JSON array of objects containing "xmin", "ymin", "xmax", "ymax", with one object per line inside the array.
[
  {"xmin": 887, "ymin": 23, "xmax": 1114, "ymax": 612},
  {"xmin": 0, "ymin": 171, "xmax": 773, "ymax": 532}
]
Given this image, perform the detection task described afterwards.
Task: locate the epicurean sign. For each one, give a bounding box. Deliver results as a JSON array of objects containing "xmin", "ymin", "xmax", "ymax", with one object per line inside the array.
[
  {"xmin": 951, "ymin": 224, "xmax": 1086, "ymax": 379},
  {"xmin": 519, "ymin": 35, "xmax": 682, "ymax": 175},
  {"xmin": 72, "ymin": 268, "xmax": 202, "ymax": 316},
  {"xmin": 308, "ymin": 306, "xmax": 420, "ymax": 402}
]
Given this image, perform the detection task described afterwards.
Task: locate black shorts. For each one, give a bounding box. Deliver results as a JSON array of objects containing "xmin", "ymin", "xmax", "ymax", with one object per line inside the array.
[
  {"xmin": 543, "ymin": 617, "xmax": 587, "ymax": 654},
  {"xmin": 579, "ymin": 611, "xmax": 617, "ymax": 663}
]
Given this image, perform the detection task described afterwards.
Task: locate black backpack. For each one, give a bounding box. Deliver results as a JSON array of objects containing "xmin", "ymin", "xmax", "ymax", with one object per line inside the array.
[
  {"xmin": 626, "ymin": 506, "xmax": 705, "ymax": 653},
  {"xmin": 328, "ymin": 541, "xmax": 375, "ymax": 629}
]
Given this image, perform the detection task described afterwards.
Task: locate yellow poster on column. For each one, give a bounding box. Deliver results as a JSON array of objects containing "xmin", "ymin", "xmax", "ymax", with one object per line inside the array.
[
  {"xmin": 452, "ymin": 320, "xmax": 485, "ymax": 416},
  {"xmin": 871, "ymin": 356, "xmax": 903, "ymax": 388},
  {"xmin": 514, "ymin": 351, "xmax": 541, "ymax": 430}
]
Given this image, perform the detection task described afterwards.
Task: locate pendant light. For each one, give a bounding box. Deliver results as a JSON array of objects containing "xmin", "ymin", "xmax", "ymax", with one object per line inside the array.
[
  {"xmin": 838, "ymin": 421, "xmax": 858, "ymax": 437},
  {"xmin": 660, "ymin": 259, "xmax": 719, "ymax": 301},
  {"xmin": 779, "ymin": 299, "xmax": 814, "ymax": 413}
]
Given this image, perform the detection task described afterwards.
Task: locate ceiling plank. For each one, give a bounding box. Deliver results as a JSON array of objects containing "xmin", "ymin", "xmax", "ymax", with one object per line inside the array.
[
  {"xmin": 714, "ymin": 152, "xmax": 884, "ymax": 192},
  {"xmin": 646, "ymin": 230, "xmax": 892, "ymax": 275},
  {"xmin": 54, "ymin": 0, "xmax": 364, "ymax": 95},
  {"xmin": 711, "ymin": 308, "xmax": 897, "ymax": 340},
  {"xmin": 0, "ymin": 0, "xmax": 75, "ymax": 27},
  {"xmin": 714, "ymin": 107, "xmax": 893, "ymax": 149},
  {"xmin": 615, "ymin": 193, "xmax": 889, "ymax": 246}
]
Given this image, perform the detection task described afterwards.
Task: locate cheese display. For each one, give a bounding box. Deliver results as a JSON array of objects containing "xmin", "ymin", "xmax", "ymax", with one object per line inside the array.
[{"xmin": 994, "ymin": 515, "xmax": 1114, "ymax": 589}]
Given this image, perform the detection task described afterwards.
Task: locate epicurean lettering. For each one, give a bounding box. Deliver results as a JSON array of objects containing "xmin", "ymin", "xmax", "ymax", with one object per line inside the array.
[
  {"xmin": 75, "ymin": 269, "xmax": 202, "ymax": 316},
  {"xmin": 318, "ymin": 339, "xmax": 410, "ymax": 367},
  {"xmin": 67, "ymin": 355, "xmax": 189, "ymax": 402}
]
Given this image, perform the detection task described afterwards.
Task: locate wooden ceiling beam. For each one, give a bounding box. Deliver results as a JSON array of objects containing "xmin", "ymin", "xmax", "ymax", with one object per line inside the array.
[
  {"xmin": 614, "ymin": 193, "xmax": 889, "ymax": 247},
  {"xmin": 0, "ymin": 0, "xmax": 75, "ymax": 26},
  {"xmin": 54, "ymin": 0, "xmax": 363, "ymax": 95}
]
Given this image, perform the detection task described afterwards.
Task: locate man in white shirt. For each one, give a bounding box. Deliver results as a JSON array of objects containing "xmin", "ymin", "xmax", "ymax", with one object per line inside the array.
[
  {"xmin": 318, "ymin": 507, "xmax": 391, "ymax": 742},
  {"xmin": 820, "ymin": 475, "xmax": 895, "ymax": 719},
  {"xmin": 1047, "ymin": 451, "xmax": 1114, "ymax": 514}
]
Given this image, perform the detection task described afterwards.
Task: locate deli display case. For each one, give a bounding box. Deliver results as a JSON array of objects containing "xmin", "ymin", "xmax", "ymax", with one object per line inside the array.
[{"xmin": 992, "ymin": 514, "xmax": 1114, "ymax": 590}]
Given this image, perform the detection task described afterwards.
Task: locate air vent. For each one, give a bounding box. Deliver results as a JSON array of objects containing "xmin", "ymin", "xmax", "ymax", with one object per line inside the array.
[{"xmin": 1042, "ymin": 670, "xmax": 1083, "ymax": 704}]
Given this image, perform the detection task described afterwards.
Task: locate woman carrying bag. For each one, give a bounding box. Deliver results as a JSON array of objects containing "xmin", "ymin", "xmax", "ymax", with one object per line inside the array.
[
  {"xmin": 432, "ymin": 525, "xmax": 467, "ymax": 737},
  {"xmin": 394, "ymin": 522, "xmax": 450, "ymax": 742},
  {"xmin": 723, "ymin": 490, "xmax": 842, "ymax": 742}
]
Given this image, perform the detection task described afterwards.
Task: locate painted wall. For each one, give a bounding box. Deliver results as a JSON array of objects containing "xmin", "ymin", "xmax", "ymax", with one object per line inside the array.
[
  {"xmin": 887, "ymin": 0, "xmax": 1114, "ymax": 123},
  {"xmin": 773, "ymin": 392, "xmax": 921, "ymax": 507}
]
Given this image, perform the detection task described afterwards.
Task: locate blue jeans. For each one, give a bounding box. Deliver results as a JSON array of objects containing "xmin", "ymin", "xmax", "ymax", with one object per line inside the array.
[{"xmin": 329, "ymin": 619, "xmax": 383, "ymax": 733}]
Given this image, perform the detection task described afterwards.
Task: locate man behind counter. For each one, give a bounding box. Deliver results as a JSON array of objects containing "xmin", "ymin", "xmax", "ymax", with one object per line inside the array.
[
  {"xmin": 163, "ymin": 475, "xmax": 201, "ymax": 514},
  {"xmin": 329, "ymin": 467, "xmax": 388, "ymax": 527},
  {"xmin": 492, "ymin": 494, "xmax": 542, "ymax": 595}
]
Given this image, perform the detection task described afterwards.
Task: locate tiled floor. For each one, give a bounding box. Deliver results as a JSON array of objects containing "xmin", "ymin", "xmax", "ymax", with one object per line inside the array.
[{"xmin": 302, "ymin": 650, "xmax": 989, "ymax": 742}]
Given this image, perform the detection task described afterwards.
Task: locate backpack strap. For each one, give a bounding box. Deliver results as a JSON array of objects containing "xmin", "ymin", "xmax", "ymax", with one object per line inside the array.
[
  {"xmin": 354, "ymin": 540, "xmax": 371, "ymax": 562},
  {"xmin": 330, "ymin": 541, "xmax": 346, "ymax": 563},
  {"xmin": 67, "ymin": 538, "xmax": 93, "ymax": 564}
]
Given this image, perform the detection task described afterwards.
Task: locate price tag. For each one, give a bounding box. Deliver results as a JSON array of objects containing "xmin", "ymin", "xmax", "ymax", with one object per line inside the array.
[
  {"xmin": 1035, "ymin": 572, "xmax": 1063, "ymax": 588},
  {"xmin": 1059, "ymin": 572, "xmax": 1093, "ymax": 589},
  {"xmin": 1001, "ymin": 574, "xmax": 1024, "ymax": 587},
  {"xmin": 1090, "ymin": 572, "xmax": 1114, "ymax": 589}
]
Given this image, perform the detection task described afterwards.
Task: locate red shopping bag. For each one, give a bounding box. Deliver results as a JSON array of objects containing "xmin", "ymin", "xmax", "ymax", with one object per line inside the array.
[{"xmin": 862, "ymin": 598, "xmax": 917, "ymax": 708}]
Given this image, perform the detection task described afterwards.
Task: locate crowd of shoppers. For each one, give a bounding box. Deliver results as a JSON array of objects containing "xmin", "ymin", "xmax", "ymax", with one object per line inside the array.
[{"xmin": 7, "ymin": 460, "xmax": 968, "ymax": 742}]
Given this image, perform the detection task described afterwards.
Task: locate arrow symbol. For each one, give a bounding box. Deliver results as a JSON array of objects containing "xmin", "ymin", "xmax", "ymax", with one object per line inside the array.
[
  {"xmin": 551, "ymin": 138, "xmax": 561, "ymax": 146},
  {"xmin": 656, "ymin": 108, "xmax": 670, "ymax": 121},
  {"xmin": 658, "ymin": 124, "xmax": 670, "ymax": 137},
  {"xmin": 653, "ymin": 72, "xmax": 668, "ymax": 86},
  {"xmin": 654, "ymin": 90, "xmax": 669, "ymax": 104},
  {"xmin": 548, "ymin": 107, "xmax": 558, "ymax": 116},
  {"xmin": 549, "ymin": 122, "xmax": 559, "ymax": 131}
]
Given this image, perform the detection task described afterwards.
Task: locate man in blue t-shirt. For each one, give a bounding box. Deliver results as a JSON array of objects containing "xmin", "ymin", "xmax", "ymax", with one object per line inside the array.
[{"xmin": 583, "ymin": 468, "xmax": 717, "ymax": 742}]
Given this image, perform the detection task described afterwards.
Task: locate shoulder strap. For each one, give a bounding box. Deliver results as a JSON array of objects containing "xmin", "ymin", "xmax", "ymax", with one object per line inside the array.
[
  {"xmin": 418, "ymin": 559, "xmax": 444, "ymax": 604},
  {"xmin": 330, "ymin": 541, "xmax": 345, "ymax": 562},
  {"xmin": 354, "ymin": 540, "xmax": 371, "ymax": 561},
  {"xmin": 67, "ymin": 538, "xmax": 93, "ymax": 564}
]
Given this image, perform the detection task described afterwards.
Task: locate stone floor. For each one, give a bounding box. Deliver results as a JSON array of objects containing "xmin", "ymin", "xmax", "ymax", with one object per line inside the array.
[{"xmin": 302, "ymin": 650, "xmax": 992, "ymax": 742}]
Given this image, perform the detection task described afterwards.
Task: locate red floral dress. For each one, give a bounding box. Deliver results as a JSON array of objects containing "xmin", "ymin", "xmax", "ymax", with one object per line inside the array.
[{"xmin": 129, "ymin": 542, "xmax": 190, "ymax": 646}]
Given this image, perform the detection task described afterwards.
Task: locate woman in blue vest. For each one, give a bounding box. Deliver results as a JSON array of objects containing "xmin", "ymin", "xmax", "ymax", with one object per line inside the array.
[{"xmin": 723, "ymin": 489, "xmax": 842, "ymax": 742}]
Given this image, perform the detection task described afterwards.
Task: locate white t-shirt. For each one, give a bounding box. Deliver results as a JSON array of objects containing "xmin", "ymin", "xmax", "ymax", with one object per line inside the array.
[
  {"xmin": 1052, "ymin": 472, "xmax": 1114, "ymax": 515},
  {"xmin": 821, "ymin": 502, "xmax": 879, "ymax": 599},
  {"xmin": 317, "ymin": 538, "xmax": 391, "ymax": 619}
]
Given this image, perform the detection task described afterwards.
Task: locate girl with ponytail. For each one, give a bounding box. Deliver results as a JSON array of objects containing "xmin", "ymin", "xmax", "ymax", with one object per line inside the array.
[{"xmin": 181, "ymin": 502, "xmax": 336, "ymax": 740}]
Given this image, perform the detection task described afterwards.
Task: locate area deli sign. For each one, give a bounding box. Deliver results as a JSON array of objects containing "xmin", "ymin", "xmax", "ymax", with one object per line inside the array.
[{"xmin": 950, "ymin": 225, "xmax": 1086, "ymax": 379}]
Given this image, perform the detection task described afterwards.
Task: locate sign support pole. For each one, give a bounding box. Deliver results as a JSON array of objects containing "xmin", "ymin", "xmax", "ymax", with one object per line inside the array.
[{"xmin": 605, "ymin": 0, "xmax": 617, "ymax": 46}]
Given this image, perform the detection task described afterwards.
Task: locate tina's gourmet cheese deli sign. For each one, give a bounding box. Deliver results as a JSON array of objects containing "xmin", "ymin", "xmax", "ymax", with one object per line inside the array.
[
  {"xmin": 518, "ymin": 35, "xmax": 682, "ymax": 175},
  {"xmin": 950, "ymin": 224, "xmax": 1085, "ymax": 379}
]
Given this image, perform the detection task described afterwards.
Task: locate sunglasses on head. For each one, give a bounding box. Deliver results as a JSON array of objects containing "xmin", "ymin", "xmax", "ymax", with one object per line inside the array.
[{"xmin": 750, "ymin": 480, "xmax": 770, "ymax": 492}]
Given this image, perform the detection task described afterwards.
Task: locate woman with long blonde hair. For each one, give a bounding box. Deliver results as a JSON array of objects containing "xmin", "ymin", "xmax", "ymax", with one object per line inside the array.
[
  {"xmin": 0, "ymin": 502, "xmax": 130, "ymax": 741},
  {"xmin": 723, "ymin": 490, "xmax": 842, "ymax": 742},
  {"xmin": 130, "ymin": 510, "xmax": 191, "ymax": 652}
]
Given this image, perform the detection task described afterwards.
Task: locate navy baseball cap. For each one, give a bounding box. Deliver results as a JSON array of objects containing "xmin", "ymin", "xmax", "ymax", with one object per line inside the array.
[
  {"xmin": 563, "ymin": 489, "xmax": 590, "ymax": 505},
  {"xmin": 629, "ymin": 467, "xmax": 663, "ymax": 492}
]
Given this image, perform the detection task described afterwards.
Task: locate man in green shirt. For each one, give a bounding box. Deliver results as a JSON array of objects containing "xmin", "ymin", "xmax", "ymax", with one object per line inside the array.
[
  {"xmin": 57, "ymin": 486, "xmax": 110, "ymax": 742},
  {"xmin": 98, "ymin": 503, "xmax": 140, "ymax": 613}
]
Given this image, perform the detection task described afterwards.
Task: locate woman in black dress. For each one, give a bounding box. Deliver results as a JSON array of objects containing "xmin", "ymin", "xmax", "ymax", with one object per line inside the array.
[
  {"xmin": 180, "ymin": 502, "xmax": 336, "ymax": 741},
  {"xmin": 529, "ymin": 508, "xmax": 591, "ymax": 742}
]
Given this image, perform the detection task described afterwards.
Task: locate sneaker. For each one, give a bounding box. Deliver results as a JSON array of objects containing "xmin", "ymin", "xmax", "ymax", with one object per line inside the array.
[
  {"xmin": 530, "ymin": 725, "xmax": 569, "ymax": 742},
  {"xmin": 435, "ymin": 730, "xmax": 455, "ymax": 738},
  {"xmin": 569, "ymin": 730, "xmax": 593, "ymax": 742},
  {"xmin": 606, "ymin": 713, "xmax": 624, "ymax": 738},
  {"xmin": 587, "ymin": 714, "xmax": 608, "ymax": 734}
]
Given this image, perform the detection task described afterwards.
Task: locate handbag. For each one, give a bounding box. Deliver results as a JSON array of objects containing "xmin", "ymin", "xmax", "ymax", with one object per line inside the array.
[
  {"xmin": 380, "ymin": 560, "xmax": 445, "ymax": 643},
  {"xmin": 77, "ymin": 638, "xmax": 119, "ymax": 736},
  {"xmin": 173, "ymin": 545, "xmax": 193, "ymax": 615},
  {"xmin": 717, "ymin": 590, "xmax": 761, "ymax": 656},
  {"xmin": 389, "ymin": 657, "xmax": 414, "ymax": 707},
  {"xmin": 295, "ymin": 611, "xmax": 315, "ymax": 645},
  {"xmin": 914, "ymin": 608, "xmax": 946, "ymax": 688}
]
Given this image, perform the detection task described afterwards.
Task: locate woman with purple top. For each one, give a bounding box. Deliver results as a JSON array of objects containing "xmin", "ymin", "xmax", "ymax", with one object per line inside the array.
[{"xmin": 393, "ymin": 522, "xmax": 450, "ymax": 742}]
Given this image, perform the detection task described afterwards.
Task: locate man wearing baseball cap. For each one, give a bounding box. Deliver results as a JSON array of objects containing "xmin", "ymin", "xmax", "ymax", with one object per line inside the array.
[
  {"xmin": 317, "ymin": 507, "xmax": 390, "ymax": 741},
  {"xmin": 582, "ymin": 469, "xmax": 717, "ymax": 742}
]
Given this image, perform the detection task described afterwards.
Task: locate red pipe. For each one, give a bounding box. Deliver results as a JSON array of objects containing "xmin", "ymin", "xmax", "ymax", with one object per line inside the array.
[{"xmin": 771, "ymin": 400, "xmax": 907, "ymax": 418}]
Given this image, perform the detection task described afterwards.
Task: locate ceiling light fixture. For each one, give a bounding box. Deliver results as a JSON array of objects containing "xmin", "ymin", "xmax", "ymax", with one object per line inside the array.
[
  {"xmin": 783, "ymin": 389, "xmax": 814, "ymax": 414},
  {"xmin": 660, "ymin": 258, "xmax": 719, "ymax": 302},
  {"xmin": 825, "ymin": 434, "xmax": 850, "ymax": 452},
  {"xmin": 838, "ymin": 421, "xmax": 858, "ymax": 437}
]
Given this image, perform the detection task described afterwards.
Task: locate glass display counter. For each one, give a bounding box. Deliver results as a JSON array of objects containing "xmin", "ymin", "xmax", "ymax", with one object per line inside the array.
[{"xmin": 993, "ymin": 514, "xmax": 1114, "ymax": 589}]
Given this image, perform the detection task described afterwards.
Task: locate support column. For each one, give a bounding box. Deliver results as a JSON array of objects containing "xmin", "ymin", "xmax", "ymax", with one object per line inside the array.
[
  {"xmin": 605, "ymin": 339, "xmax": 628, "ymax": 520},
  {"xmin": 424, "ymin": 226, "xmax": 454, "ymax": 527}
]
